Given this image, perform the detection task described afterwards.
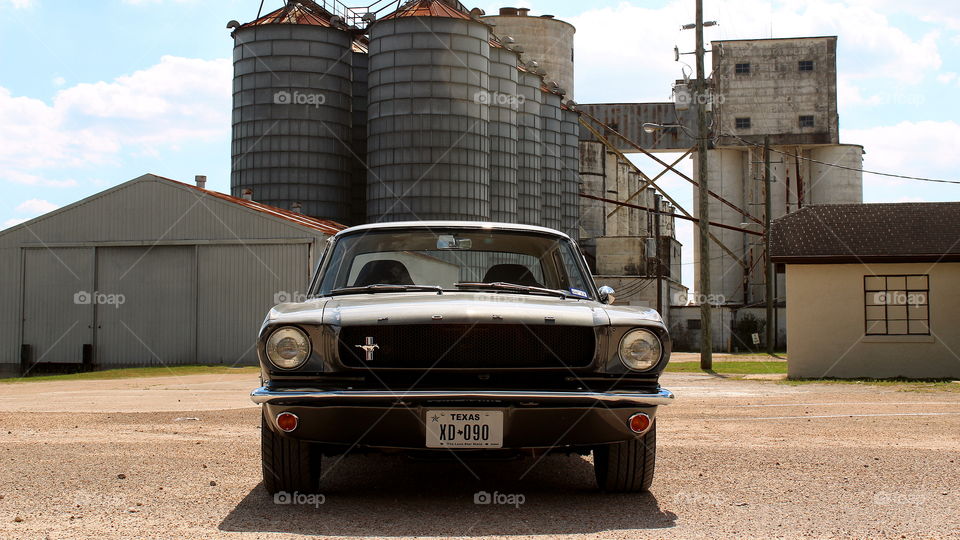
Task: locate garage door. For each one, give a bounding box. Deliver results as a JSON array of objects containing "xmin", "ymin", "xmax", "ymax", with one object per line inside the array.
[
  {"xmin": 95, "ymin": 246, "xmax": 196, "ymax": 366},
  {"xmin": 21, "ymin": 247, "xmax": 95, "ymax": 365}
]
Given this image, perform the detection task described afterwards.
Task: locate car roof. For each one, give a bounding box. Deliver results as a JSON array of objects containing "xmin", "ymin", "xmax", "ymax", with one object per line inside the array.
[{"xmin": 335, "ymin": 221, "xmax": 571, "ymax": 240}]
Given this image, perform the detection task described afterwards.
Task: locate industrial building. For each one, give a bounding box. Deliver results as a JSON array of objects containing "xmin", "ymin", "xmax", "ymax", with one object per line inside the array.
[
  {"xmin": 0, "ymin": 174, "xmax": 341, "ymax": 376},
  {"xmin": 576, "ymin": 36, "xmax": 865, "ymax": 349}
]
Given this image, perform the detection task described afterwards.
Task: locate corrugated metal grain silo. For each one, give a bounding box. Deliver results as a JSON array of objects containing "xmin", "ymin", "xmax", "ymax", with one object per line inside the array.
[
  {"xmin": 350, "ymin": 42, "xmax": 369, "ymax": 225},
  {"xmin": 231, "ymin": 4, "xmax": 354, "ymax": 222},
  {"xmin": 540, "ymin": 85, "xmax": 564, "ymax": 231},
  {"xmin": 516, "ymin": 67, "xmax": 543, "ymax": 226},
  {"xmin": 560, "ymin": 105, "xmax": 581, "ymax": 239},
  {"xmin": 487, "ymin": 37, "xmax": 520, "ymax": 223},
  {"xmin": 366, "ymin": 0, "xmax": 491, "ymax": 222}
]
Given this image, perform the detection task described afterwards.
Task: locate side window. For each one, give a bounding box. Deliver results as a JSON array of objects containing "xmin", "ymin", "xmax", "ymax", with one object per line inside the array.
[{"xmin": 864, "ymin": 275, "xmax": 929, "ymax": 335}]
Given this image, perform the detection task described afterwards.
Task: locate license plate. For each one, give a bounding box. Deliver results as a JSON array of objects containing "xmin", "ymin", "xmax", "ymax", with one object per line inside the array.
[{"xmin": 425, "ymin": 410, "xmax": 503, "ymax": 448}]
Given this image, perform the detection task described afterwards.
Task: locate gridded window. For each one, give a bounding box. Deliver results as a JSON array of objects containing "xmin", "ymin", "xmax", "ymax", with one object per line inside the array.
[
  {"xmin": 864, "ymin": 275, "xmax": 930, "ymax": 335},
  {"xmin": 735, "ymin": 117, "xmax": 751, "ymax": 130},
  {"xmin": 799, "ymin": 60, "xmax": 814, "ymax": 71},
  {"xmin": 687, "ymin": 319, "xmax": 702, "ymax": 330},
  {"xmin": 735, "ymin": 62, "xmax": 751, "ymax": 74},
  {"xmin": 799, "ymin": 115, "xmax": 815, "ymax": 128}
]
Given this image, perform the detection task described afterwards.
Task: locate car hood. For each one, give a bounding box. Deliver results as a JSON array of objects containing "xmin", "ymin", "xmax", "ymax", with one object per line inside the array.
[{"xmin": 266, "ymin": 292, "xmax": 663, "ymax": 328}]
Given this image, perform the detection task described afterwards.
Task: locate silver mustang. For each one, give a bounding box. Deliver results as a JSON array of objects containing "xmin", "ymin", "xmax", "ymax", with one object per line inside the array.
[{"xmin": 251, "ymin": 221, "xmax": 673, "ymax": 494}]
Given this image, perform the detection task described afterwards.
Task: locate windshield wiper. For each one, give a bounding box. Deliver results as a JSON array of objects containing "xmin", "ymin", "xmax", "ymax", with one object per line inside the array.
[
  {"xmin": 455, "ymin": 282, "xmax": 570, "ymax": 299},
  {"xmin": 329, "ymin": 284, "xmax": 443, "ymax": 296}
]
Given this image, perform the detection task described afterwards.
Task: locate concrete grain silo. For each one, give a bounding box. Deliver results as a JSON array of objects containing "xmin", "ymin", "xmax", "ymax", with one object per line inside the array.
[
  {"xmin": 808, "ymin": 145, "xmax": 864, "ymax": 204},
  {"xmin": 230, "ymin": 4, "xmax": 354, "ymax": 223},
  {"xmin": 515, "ymin": 67, "xmax": 543, "ymax": 225},
  {"xmin": 540, "ymin": 86, "xmax": 564, "ymax": 231},
  {"xmin": 487, "ymin": 37, "xmax": 521, "ymax": 223},
  {"xmin": 482, "ymin": 8, "xmax": 576, "ymax": 100},
  {"xmin": 366, "ymin": 0, "xmax": 492, "ymax": 222}
]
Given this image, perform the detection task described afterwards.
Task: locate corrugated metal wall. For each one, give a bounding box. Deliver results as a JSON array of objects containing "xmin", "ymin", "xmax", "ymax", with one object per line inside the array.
[
  {"xmin": 488, "ymin": 44, "xmax": 520, "ymax": 223},
  {"xmin": 540, "ymin": 90, "xmax": 564, "ymax": 230},
  {"xmin": 231, "ymin": 23, "xmax": 354, "ymax": 221},
  {"xmin": 560, "ymin": 107, "xmax": 581, "ymax": 239},
  {"xmin": 0, "ymin": 176, "xmax": 328, "ymax": 369},
  {"xmin": 366, "ymin": 16, "xmax": 492, "ymax": 222},
  {"xmin": 516, "ymin": 70, "xmax": 543, "ymax": 226},
  {"xmin": 197, "ymin": 243, "xmax": 309, "ymax": 364}
]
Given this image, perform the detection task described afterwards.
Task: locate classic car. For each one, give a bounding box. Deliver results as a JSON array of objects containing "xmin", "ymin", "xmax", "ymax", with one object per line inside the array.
[{"xmin": 251, "ymin": 221, "xmax": 673, "ymax": 494}]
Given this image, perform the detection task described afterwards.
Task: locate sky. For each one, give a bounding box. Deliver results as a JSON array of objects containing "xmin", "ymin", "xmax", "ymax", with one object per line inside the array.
[{"xmin": 1, "ymin": 0, "xmax": 958, "ymax": 291}]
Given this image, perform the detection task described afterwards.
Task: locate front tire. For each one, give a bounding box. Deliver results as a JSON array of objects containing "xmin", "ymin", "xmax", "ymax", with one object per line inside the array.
[
  {"xmin": 593, "ymin": 422, "xmax": 656, "ymax": 492},
  {"xmin": 261, "ymin": 410, "xmax": 322, "ymax": 495}
]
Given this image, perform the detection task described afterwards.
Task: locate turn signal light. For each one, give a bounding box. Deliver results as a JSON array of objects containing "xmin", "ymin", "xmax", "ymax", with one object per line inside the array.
[
  {"xmin": 276, "ymin": 412, "xmax": 299, "ymax": 432},
  {"xmin": 627, "ymin": 413, "xmax": 652, "ymax": 434}
]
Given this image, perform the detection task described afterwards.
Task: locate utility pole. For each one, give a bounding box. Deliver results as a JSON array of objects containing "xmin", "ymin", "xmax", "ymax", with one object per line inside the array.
[
  {"xmin": 695, "ymin": 0, "xmax": 712, "ymax": 369},
  {"xmin": 764, "ymin": 136, "xmax": 774, "ymax": 355},
  {"xmin": 654, "ymin": 193, "xmax": 663, "ymax": 315}
]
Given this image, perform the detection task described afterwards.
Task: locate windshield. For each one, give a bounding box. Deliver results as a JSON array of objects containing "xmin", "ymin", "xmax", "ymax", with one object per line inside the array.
[{"xmin": 314, "ymin": 228, "xmax": 594, "ymax": 299}]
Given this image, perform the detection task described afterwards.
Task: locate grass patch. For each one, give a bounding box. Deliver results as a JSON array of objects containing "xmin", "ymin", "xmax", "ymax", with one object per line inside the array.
[
  {"xmin": 665, "ymin": 361, "xmax": 788, "ymax": 375},
  {"xmin": 0, "ymin": 365, "xmax": 259, "ymax": 384},
  {"xmin": 781, "ymin": 377, "xmax": 960, "ymax": 392}
]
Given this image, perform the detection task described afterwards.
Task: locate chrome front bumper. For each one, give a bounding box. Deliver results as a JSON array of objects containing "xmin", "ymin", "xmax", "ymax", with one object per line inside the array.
[{"xmin": 251, "ymin": 387, "xmax": 674, "ymax": 407}]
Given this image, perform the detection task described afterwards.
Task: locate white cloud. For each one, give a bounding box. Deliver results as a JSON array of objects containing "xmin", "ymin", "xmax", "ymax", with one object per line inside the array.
[
  {"xmin": 0, "ymin": 55, "xmax": 230, "ymax": 187},
  {"xmin": 842, "ymin": 121, "xmax": 960, "ymax": 196},
  {"xmin": 3, "ymin": 218, "xmax": 27, "ymax": 228},
  {"xmin": 937, "ymin": 72, "xmax": 958, "ymax": 85},
  {"xmin": 15, "ymin": 198, "xmax": 59, "ymax": 215},
  {"xmin": 569, "ymin": 0, "xmax": 944, "ymax": 104},
  {"xmin": 0, "ymin": 0, "xmax": 34, "ymax": 8},
  {"xmin": 3, "ymin": 171, "xmax": 78, "ymax": 188},
  {"xmin": 52, "ymin": 76, "xmax": 66, "ymax": 86}
]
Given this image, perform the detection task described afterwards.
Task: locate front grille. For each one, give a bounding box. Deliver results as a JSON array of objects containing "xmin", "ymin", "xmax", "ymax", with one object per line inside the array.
[{"xmin": 338, "ymin": 324, "xmax": 596, "ymax": 369}]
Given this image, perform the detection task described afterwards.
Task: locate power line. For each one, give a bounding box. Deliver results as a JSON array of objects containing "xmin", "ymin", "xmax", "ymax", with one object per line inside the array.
[{"xmin": 722, "ymin": 132, "xmax": 960, "ymax": 185}]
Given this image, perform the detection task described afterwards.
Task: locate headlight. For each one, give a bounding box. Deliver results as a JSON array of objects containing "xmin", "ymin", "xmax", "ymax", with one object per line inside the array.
[
  {"xmin": 265, "ymin": 326, "xmax": 311, "ymax": 369},
  {"xmin": 618, "ymin": 328, "xmax": 662, "ymax": 371}
]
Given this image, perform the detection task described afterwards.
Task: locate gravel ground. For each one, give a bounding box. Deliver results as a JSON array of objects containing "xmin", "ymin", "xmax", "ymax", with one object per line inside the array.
[{"xmin": 0, "ymin": 372, "xmax": 958, "ymax": 539}]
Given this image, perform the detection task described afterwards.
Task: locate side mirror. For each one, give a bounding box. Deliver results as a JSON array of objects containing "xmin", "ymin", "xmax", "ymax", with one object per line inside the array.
[{"xmin": 598, "ymin": 285, "xmax": 616, "ymax": 304}]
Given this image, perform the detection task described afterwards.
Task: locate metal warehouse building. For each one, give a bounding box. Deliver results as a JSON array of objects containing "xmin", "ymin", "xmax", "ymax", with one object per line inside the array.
[{"xmin": 0, "ymin": 174, "xmax": 342, "ymax": 376}]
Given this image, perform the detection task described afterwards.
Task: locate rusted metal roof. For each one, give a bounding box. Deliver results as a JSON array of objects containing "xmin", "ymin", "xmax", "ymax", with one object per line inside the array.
[
  {"xmin": 380, "ymin": 0, "xmax": 473, "ymax": 20},
  {"xmin": 240, "ymin": 4, "xmax": 334, "ymax": 28},
  {"xmin": 162, "ymin": 176, "xmax": 346, "ymax": 235}
]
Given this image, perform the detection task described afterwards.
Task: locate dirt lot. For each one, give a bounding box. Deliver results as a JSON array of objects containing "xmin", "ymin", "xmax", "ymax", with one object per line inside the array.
[{"xmin": 0, "ymin": 371, "xmax": 958, "ymax": 539}]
